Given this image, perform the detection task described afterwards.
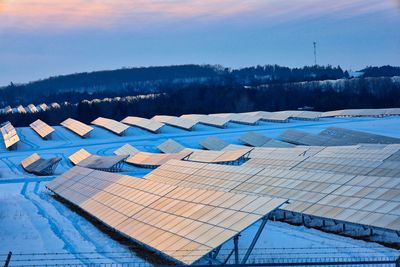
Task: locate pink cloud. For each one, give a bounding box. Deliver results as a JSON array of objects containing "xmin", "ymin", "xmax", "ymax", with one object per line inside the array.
[{"xmin": 0, "ymin": 0, "xmax": 397, "ymax": 31}]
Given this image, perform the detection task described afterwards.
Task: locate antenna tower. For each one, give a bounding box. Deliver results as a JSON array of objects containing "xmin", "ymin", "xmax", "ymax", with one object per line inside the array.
[{"xmin": 313, "ymin": 42, "xmax": 317, "ymax": 66}]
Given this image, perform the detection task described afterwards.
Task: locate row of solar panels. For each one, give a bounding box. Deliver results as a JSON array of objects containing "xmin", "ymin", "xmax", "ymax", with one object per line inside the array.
[
  {"xmin": 0, "ymin": 102, "xmax": 61, "ymax": 114},
  {"xmin": 2, "ymin": 105, "xmax": 399, "ymax": 119},
  {"xmin": 156, "ymin": 127, "xmax": 400, "ymax": 154},
  {"xmin": 146, "ymin": 144, "xmax": 400, "ymax": 233},
  {"xmin": 0, "ymin": 112, "xmax": 305, "ymax": 149},
  {"xmin": 3, "ymin": 109, "xmax": 400, "ymax": 149},
  {"xmin": 47, "ymin": 143, "xmax": 400, "ymax": 263},
  {"xmin": 47, "ymin": 166, "xmax": 287, "ymax": 265},
  {"xmin": 19, "ymin": 144, "xmax": 251, "ymax": 176},
  {"xmin": 14, "ymin": 124, "xmax": 400, "ymax": 174}
]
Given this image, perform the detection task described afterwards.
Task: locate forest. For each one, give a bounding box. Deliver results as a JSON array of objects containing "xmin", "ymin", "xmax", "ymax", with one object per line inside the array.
[
  {"xmin": 2, "ymin": 75, "xmax": 399, "ymax": 127},
  {"xmin": 0, "ymin": 64, "xmax": 356, "ymax": 107}
]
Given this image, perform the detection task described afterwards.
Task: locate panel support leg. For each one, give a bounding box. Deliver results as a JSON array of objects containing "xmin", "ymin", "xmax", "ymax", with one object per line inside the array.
[
  {"xmin": 234, "ymin": 235, "xmax": 239, "ymax": 265},
  {"xmin": 241, "ymin": 217, "xmax": 268, "ymax": 264},
  {"xmin": 211, "ymin": 246, "xmax": 221, "ymax": 259},
  {"xmin": 4, "ymin": 251, "xmax": 12, "ymax": 267}
]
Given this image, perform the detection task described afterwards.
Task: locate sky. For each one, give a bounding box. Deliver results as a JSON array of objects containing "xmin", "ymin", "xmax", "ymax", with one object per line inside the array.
[{"xmin": 0, "ymin": 0, "xmax": 399, "ymax": 86}]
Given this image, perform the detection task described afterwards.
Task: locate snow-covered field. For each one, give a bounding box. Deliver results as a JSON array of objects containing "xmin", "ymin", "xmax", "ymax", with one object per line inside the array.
[{"xmin": 1, "ymin": 116, "xmax": 400, "ymax": 265}]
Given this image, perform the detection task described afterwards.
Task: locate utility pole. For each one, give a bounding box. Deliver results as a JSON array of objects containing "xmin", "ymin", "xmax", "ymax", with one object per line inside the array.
[{"xmin": 313, "ymin": 42, "xmax": 317, "ymax": 66}]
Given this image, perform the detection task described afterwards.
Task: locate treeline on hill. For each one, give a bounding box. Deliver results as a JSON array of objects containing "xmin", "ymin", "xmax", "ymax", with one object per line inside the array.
[
  {"xmin": 0, "ymin": 65, "xmax": 352, "ymax": 107},
  {"xmin": 2, "ymin": 77, "xmax": 399, "ymax": 127}
]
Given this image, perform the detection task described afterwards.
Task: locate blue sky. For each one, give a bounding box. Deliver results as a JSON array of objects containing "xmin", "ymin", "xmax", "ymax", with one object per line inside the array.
[{"xmin": 0, "ymin": 0, "xmax": 399, "ymax": 86}]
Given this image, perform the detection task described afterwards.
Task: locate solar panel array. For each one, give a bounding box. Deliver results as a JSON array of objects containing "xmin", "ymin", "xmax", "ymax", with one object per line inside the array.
[
  {"xmin": 1, "ymin": 121, "xmax": 20, "ymax": 149},
  {"xmin": 240, "ymin": 132, "xmax": 295, "ymax": 148},
  {"xmin": 181, "ymin": 114, "xmax": 229, "ymax": 128},
  {"xmin": 146, "ymin": 144, "xmax": 400, "ymax": 232},
  {"xmin": 184, "ymin": 148, "xmax": 252, "ymax": 164},
  {"xmin": 47, "ymin": 166, "xmax": 286, "ymax": 265},
  {"xmin": 157, "ymin": 139, "xmax": 185, "ymax": 153},
  {"xmin": 279, "ymin": 127, "xmax": 400, "ymax": 146},
  {"xmin": 152, "ymin": 115, "xmax": 198, "ymax": 131},
  {"xmin": 121, "ymin": 116, "xmax": 164, "ymax": 133},
  {"xmin": 114, "ymin": 144, "xmax": 140, "ymax": 156},
  {"xmin": 21, "ymin": 153, "xmax": 61, "ymax": 175},
  {"xmin": 30, "ymin": 119, "xmax": 55, "ymax": 139},
  {"xmin": 126, "ymin": 151, "xmax": 192, "ymax": 168},
  {"xmin": 61, "ymin": 118, "xmax": 94, "ymax": 137},
  {"xmin": 199, "ymin": 136, "xmax": 228, "ymax": 150},
  {"xmin": 321, "ymin": 108, "xmax": 400, "ymax": 118},
  {"xmin": 92, "ymin": 117, "xmax": 130, "ymax": 135}
]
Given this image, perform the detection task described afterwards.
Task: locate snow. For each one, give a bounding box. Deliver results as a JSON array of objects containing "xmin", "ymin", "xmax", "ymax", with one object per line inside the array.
[{"xmin": 1, "ymin": 116, "xmax": 400, "ymax": 265}]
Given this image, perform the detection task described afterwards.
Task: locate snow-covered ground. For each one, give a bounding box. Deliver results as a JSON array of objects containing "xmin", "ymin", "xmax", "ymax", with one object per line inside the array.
[{"xmin": 1, "ymin": 116, "xmax": 400, "ymax": 265}]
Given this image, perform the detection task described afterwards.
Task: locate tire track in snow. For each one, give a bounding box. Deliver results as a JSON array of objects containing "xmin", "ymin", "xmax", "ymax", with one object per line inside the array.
[
  {"xmin": 35, "ymin": 183, "xmax": 127, "ymax": 264},
  {"xmin": 20, "ymin": 182, "xmax": 88, "ymax": 265},
  {"xmin": 17, "ymin": 129, "xmax": 40, "ymax": 150},
  {"xmin": 1, "ymin": 158, "xmax": 22, "ymax": 176}
]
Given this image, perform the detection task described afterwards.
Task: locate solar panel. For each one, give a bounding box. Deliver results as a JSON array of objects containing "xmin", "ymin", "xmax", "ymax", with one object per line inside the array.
[
  {"xmin": 4, "ymin": 106, "xmax": 13, "ymax": 114},
  {"xmin": 240, "ymin": 132, "xmax": 295, "ymax": 148},
  {"xmin": 121, "ymin": 116, "xmax": 164, "ymax": 133},
  {"xmin": 210, "ymin": 113, "xmax": 260, "ymax": 125},
  {"xmin": 126, "ymin": 151, "xmax": 192, "ymax": 168},
  {"xmin": 199, "ymin": 136, "xmax": 228, "ymax": 150},
  {"xmin": 21, "ymin": 153, "xmax": 41, "ymax": 169},
  {"xmin": 114, "ymin": 144, "xmax": 140, "ymax": 156},
  {"xmin": 92, "ymin": 117, "xmax": 130, "ymax": 135},
  {"xmin": 152, "ymin": 115, "xmax": 198, "ymax": 131},
  {"xmin": 185, "ymin": 148, "xmax": 252, "ymax": 164},
  {"xmin": 30, "ymin": 119, "xmax": 55, "ymax": 139},
  {"xmin": 292, "ymin": 111, "xmax": 321, "ymax": 120},
  {"xmin": 51, "ymin": 102, "xmax": 61, "ymax": 109},
  {"xmin": 157, "ymin": 139, "xmax": 185, "ymax": 153},
  {"xmin": 21, "ymin": 153, "xmax": 61, "ymax": 175},
  {"xmin": 39, "ymin": 103, "xmax": 49, "ymax": 112},
  {"xmin": 221, "ymin": 144, "xmax": 249, "ymax": 151},
  {"xmin": 69, "ymin": 148, "xmax": 92, "ymax": 165},
  {"xmin": 77, "ymin": 154, "xmax": 127, "ymax": 171},
  {"xmin": 181, "ymin": 114, "xmax": 229, "ymax": 128},
  {"xmin": 262, "ymin": 112, "xmax": 290, "ymax": 123},
  {"xmin": 240, "ymin": 132, "xmax": 272, "ymax": 147},
  {"xmin": 17, "ymin": 105, "xmax": 26, "ymax": 114},
  {"xmin": 27, "ymin": 104, "xmax": 38, "ymax": 113},
  {"xmin": 61, "ymin": 118, "xmax": 93, "ymax": 138},
  {"xmin": 47, "ymin": 166, "xmax": 286, "ymax": 265},
  {"xmin": 278, "ymin": 129, "xmax": 311, "ymax": 145},
  {"xmin": 1, "ymin": 121, "xmax": 20, "ymax": 149}
]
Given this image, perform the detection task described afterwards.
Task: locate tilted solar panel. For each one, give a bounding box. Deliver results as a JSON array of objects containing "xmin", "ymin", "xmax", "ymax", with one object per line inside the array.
[
  {"xmin": 61, "ymin": 118, "xmax": 93, "ymax": 137},
  {"xmin": 30, "ymin": 119, "xmax": 55, "ymax": 139},
  {"xmin": 92, "ymin": 117, "xmax": 129, "ymax": 135},
  {"xmin": 47, "ymin": 166, "xmax": 286, "ymax": 265}
]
